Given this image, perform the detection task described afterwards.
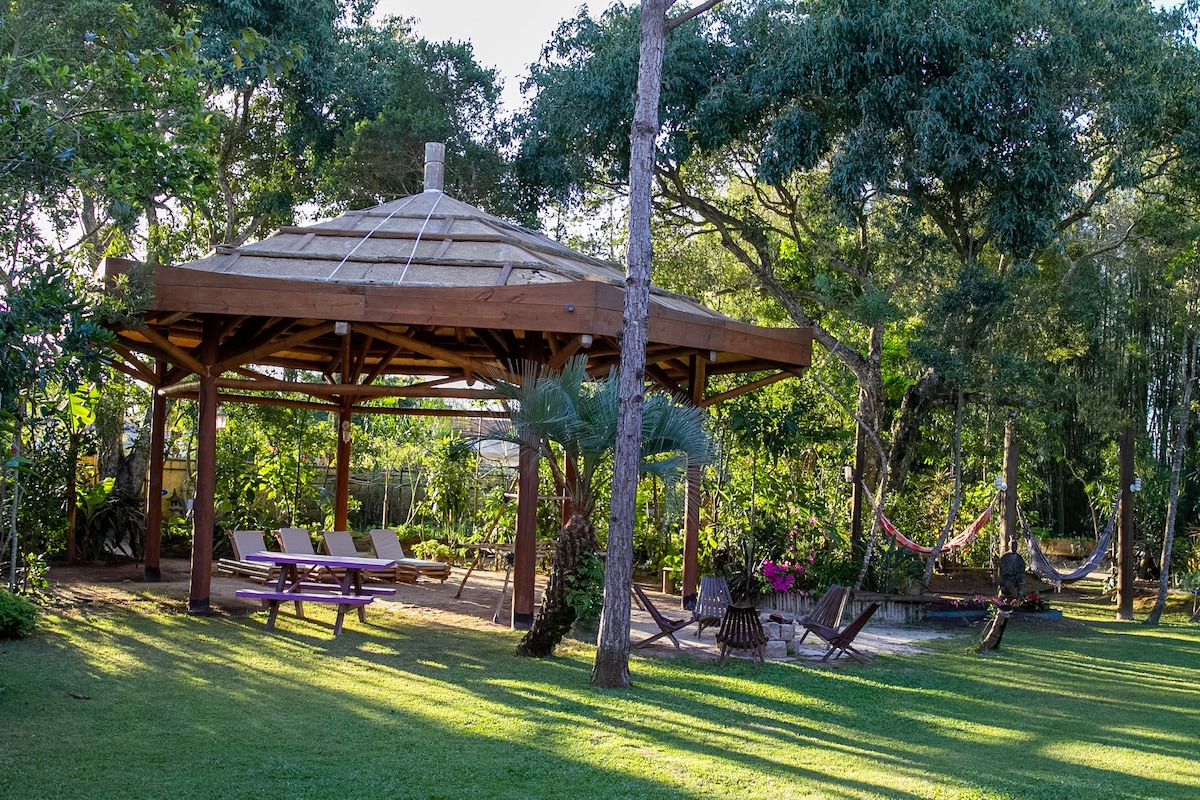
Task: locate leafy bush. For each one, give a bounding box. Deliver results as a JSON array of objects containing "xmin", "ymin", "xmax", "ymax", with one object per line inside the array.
[
  {"xmin": 0, "ymin": 589, "xmax": 38, "ymax": 639},
  {"xmin": 565, "ymin": 551, "xmax": 605, "ymax": 625}
]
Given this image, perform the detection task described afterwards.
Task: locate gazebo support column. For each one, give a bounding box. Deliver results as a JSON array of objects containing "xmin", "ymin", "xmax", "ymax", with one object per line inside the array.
[
  {"xmin": 681, "ymin": 461, "xmax": 701, "ymax": 610},
  {"xmin": 512, "ymin": 438, "xmax": 539, "ymax": 629},
  {"xmin": 335, "ymin": 402, "xmax": 353, "ymax": 531},
  {"xmin": 144, "ymin": 364, "xmax": 167, "ymax": 582},
  {"xmin": 188, "ymin": 320, "xmax": 219, "ymax": 614}
]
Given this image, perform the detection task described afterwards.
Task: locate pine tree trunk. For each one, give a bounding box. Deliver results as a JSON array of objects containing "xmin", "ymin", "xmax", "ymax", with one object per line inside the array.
[
  {"xmin": 517, "ymin": 514, "xmax": 598, "ymax": 657},
  {"xmin": 591, "ymin": 0, "xmax": 668, "ymax": 690}
]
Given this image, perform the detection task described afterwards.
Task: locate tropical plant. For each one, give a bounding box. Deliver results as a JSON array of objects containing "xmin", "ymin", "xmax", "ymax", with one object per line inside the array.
[{"xmin": 484, "ymin": 356, "xmax": 712, "ymax": 657}]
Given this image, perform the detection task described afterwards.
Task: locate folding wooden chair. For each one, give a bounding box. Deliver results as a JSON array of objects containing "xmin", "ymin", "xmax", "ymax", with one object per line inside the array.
[
  {"xmin": 804, "ymin": 602, "xmax": 880, "ymax": 663},
  {"xmin": 715, "ymin": 605, "xmax": 768, "ymax": 667},
  {"xmin": 631, "ymin": 583, "xmax": 693, "ymax": 648},
  {"xmin": 796, "ymin": 584, "xmax": 850, "ymax": 644},
  {"xmin": 695, "ymin": 575, "xmax": 732, "ymax": 637}
]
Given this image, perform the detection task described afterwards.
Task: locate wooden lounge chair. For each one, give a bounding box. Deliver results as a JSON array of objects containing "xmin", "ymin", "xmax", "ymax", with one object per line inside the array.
[
  {"xmin": 804, "ymin": 602, "xmax": 880, "ymax": 663},
  {"xmin": 368, "ymin": 529, "xmax": 451, "ymax": 583},
  {"xmin": 275, "ymin": 527, "xmax": 340, "ymax": 582},
  {"xmin": 215, "ymin": 530, "xmax": 278, "ymax": 583},
  {"xmin": 631, "ymin": 583, "xmax": 693, "ymax": 648},
  {"xmin": 321, "ymin": 531, "xmax": 400, "ymax": 582},
  {"xmin": 695, "ymin": 575, "xmax": 732, "ymax": 637},
  {"xmin": 715, "ymin": 605, "xmax": 768, "ymax": 667},
  {"xmin": 796, "ymin": 584, "xmax": 850, "ymax": 644}
]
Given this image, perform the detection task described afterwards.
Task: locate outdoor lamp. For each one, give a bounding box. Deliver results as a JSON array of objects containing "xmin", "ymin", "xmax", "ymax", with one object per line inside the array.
[
  {"xmin": 994, "ymin": 475, "xmax": 1007, "ymax": 491},
  {"xmin": 1130, "ymin": 477, "xmax": 1143, "ymax": 493},
  {"xmin": 580, "ymin": 334, "xmax": 593, "ymax": 348},
  {"xmin": 842, "ymin": 465, "xmax": 854, "ymax": 483},
  {"xmin": 215, "ymin": 409, "xmax": 228, "ymax": 430}
]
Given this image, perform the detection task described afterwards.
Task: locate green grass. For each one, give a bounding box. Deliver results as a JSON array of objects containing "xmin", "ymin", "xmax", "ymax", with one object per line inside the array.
[{"xmin": 1, "ymin": 595, "xmax": 1198, "ymax": 800}]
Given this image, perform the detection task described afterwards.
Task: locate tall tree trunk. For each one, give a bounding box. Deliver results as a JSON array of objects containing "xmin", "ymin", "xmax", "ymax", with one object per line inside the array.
[
  {"xmin": 1146, "ymin": 332, "xmax": 1197, "ymax": 625},
  {"xmin": 592, "ymin": 0, "xmax": 667, "ymax": 690}
]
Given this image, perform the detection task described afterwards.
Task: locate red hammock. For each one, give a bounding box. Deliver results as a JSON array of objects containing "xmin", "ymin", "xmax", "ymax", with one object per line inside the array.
[{"xmin": 875, "ymin": 495, "xmax": 998, "ymax": 555}]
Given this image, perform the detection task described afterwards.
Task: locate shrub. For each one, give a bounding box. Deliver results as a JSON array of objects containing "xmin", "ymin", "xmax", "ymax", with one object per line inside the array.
[{"xmin": 0, "ymin": 589, "xmax": 38, "ymax": 639}]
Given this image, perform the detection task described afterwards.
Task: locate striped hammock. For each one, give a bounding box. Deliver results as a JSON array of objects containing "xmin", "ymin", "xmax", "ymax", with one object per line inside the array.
[{"xmin": 866, "ymin": 486, "xmax": 999, "ymax": 555}]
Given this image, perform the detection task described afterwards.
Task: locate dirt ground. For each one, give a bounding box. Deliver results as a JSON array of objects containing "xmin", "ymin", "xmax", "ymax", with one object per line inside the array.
[{"xmin": 38, "ymin": 558, "xmax": 1092, "ymax": 662}]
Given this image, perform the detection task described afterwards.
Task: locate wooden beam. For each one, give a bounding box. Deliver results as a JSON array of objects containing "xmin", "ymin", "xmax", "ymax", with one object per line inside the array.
[
  {"xmin": 105, "ymin": 345, "xmax": 159, "ymax": 384},
  {"xmin": 159, "ymin": 376, "xmax": 502, "ymax": 400},
  {"xmin": 362, "ymin": 342, "xmax": 404, "ymax": 385},
  {"xmin": 212, "ymin": 321, "xmax": 336, "ymax": 374},
  {"xmin": 134, "ymin": 326, "xmax": 207, "ymax": 376},
  {"xmin": 356, "ymin": 322, "xmax": 481, "ymax": 377},
  {"xmin": 277, "ymin": 225, "xmax": 505, "ymax": 243},
  {"xmin": 698, "ymin": 371, "xmax": 794, "ymax": 407}
]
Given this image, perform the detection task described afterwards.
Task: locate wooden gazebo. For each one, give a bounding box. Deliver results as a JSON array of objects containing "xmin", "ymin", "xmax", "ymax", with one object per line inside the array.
[{"xmin": 102, "ymin": 144, "xmax": 811, "ymax": 625}]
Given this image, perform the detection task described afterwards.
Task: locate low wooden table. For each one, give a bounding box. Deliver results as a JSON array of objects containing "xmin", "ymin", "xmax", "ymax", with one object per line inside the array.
[{"xmin": 238, "ymin": 552, "xmax": 398, "ymax": 636}]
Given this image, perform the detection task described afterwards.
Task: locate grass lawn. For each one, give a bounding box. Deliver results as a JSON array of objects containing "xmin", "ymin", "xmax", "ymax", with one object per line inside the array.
[{"xmin": 1, "ymin": 593, "xmax": 1198, "ymax": 800}]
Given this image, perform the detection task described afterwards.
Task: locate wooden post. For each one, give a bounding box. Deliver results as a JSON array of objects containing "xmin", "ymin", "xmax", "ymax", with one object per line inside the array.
[
  {"xmin": 334, "ymin": 403, "xmax": 352, "ymax": 531},
  {"xmin": 1116, "ymin": 426, "xmax": 1135, "ymax": 620},
  {"xmin": 1002, "ymin": 417, "xmax": 1019, "ymax": 553},
  {"xmin": 680, "ymin": 354, "xmax": 705, "ymax": 610},
  {"xmin": 681, "ymin": 461, "xmax": 701, "ymax": 610},
  {"xmin": 512, "ymin": 435, "xmax": 539, "ymax": 629},
  {"xmin": 189, "ymin": 319, "xmax": 219, "ymax": 615},
  {"xmin": 144, "ymin": 363, "xmax": 167, "ymax": 582}
]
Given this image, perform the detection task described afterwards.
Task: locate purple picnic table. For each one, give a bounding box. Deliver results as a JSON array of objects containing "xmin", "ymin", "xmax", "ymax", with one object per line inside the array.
[{"xmin": 237, "ymin": 551, "xmax": 398, "ymax": 636}]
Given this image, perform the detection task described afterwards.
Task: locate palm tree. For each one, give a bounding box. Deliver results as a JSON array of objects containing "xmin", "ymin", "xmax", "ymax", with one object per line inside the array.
[{"xmin": 485, "ymin": 357, "xmax": 711, "ymax": 657}]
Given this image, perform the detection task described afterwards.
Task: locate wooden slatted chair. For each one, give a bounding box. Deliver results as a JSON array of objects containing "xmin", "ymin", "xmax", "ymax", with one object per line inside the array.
[
  {"xmin": 804, "ymin": 602, "xmax": 880, "ymax": 663},
  {"xmin": 796, "ymin": 584, "xmax": 850, "ymax": 644},
  {"xmin": 695, "ymin": 575, "xmax": 732, "ymax": 637},
  {"xmin": 631, "ymin": 583, "xmax": 693, "ymax": 648},
  {"xmin": 715, "ymin": 605, "xmax": 768, "ymax": 667}
]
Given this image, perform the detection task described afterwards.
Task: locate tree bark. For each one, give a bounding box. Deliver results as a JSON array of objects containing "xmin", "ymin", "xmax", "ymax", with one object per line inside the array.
[{"xmin": 591, "ymin": 0, "xmax": 668, "ymax": 690}]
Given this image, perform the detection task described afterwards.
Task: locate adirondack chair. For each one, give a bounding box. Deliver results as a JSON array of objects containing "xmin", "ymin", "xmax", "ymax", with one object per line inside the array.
[
  {"xmin": 804, "ymin": 602, "xmax": 880, "ymax": 663},
  {"xmin": 694, "ymin": 575, "xmax": 732, "ymax": 637},
  {"xmin": 631, "ymin": 583, "xmax": 693, "ymax": 648},
  {"xmin": 796, "ymin": 584, "xmax": 850, "ymax": 644}
]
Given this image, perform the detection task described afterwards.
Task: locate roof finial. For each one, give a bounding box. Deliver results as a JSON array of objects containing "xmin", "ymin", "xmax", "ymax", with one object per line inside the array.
[{"xmin": 423, "ymin": 142, "xmax": 445, "ymax": 193}]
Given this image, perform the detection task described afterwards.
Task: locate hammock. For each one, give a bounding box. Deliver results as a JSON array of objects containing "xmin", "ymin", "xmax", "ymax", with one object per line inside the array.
[
  {"xmin": 1020, "ymin": 496, "xmax": 1120, "ymax": 591},
  {"xmin": 865, "ymin": 486, "xmax": 999, "ymax": 556}
]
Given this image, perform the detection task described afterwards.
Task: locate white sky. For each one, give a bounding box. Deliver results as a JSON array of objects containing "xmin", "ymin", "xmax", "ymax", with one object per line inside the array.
[{"xmin": 373, "ymin": 1, "xmax": 622, "ymax": 111}]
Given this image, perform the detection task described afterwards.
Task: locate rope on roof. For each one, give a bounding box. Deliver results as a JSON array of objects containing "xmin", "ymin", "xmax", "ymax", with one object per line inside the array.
[
  {"xmin": 396, "ymin": 191, "xmax": 444, "ymax": 286},
  {"xmin": 326, "ymin": 194, "xmax": 420, "ymax": 281}
]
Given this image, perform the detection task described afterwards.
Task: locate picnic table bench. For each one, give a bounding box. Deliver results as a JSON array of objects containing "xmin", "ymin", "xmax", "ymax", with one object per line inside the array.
[{"xmin": 238, "ymin": 552, "xmax": 398, "ymax": 636}]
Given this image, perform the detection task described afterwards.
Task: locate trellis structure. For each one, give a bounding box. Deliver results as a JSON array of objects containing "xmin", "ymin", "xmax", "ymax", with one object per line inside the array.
[{"xmin": 101, "ymin": 144, "xmax": 812, "ymax": 625}]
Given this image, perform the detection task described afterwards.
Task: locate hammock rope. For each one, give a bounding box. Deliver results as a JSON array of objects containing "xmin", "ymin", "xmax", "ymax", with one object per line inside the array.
[
  {"xmin": 1019, "ymin": 495, "xmax": 1120, "ymax": 591},
  {"xmin": 864, "ymin": 485, "xmax": 999, "ymax": 556}
]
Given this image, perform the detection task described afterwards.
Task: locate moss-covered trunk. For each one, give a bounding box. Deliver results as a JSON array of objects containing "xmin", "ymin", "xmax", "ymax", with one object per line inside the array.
[{"xmin": 516, "ymin": 513, "xmax": 598, "ymax": 658}]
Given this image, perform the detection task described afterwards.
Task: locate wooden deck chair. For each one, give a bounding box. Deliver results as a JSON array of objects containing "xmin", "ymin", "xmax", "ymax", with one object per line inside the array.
[
  {"xmin": 804, "ymin": 602, "xmax": 880, "ymax": 663},
  {"xmin": 215, "ymin": 530, "xmax": 277, "ymax": 583},
  {"xmin": 796, "ymin": 584, "xmax": 850, "ymax": 644},
  {"xmin": 275, "ymin": 527, "xmax": 339, "ymax": 582},
  {"xmin": 321, "ymin": 531, "xmax": 399, "ymax": 582},
  {"xmin": 631, "ymin": 583, "xmax": 693, "ymax": 648},
  {"xmin": 368, "ymin": 529, "xmax": 451, "ymax": 583},
  {"xmin": 715, "ymin": 605, "xmax": 768, "ymax": 667},
  {"xmin": 695, "ymin": 576, "xmax": 732, "ymax": 637}
]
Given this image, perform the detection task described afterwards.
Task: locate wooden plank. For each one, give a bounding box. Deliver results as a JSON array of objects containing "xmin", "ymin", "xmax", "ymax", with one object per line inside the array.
[
  {"xmin": 212, "ymin": 321, "xmax": 336, "ymax": 375},
  {"xmin": 135, "ymin": 325, "xmax": 207, "ymax": 376}
]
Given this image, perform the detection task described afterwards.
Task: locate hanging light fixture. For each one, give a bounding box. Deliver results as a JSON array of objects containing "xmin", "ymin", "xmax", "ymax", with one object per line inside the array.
[{"xmin": 215, "ymin": 408, "xmax": 228, "ymax": 431}]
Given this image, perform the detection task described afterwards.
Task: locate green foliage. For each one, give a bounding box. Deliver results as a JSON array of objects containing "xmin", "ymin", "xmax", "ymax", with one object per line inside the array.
[
  {"xmin": 869, "ymin": 541, "xmax": 926, "ymax": 595},
  {"xmin": 564, "ymin": 551, "xmax": 605, "ymax": 625},
  {"xmin": 0, "ymin": 589, "xmax": 38, "ymax": 638}
]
